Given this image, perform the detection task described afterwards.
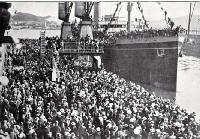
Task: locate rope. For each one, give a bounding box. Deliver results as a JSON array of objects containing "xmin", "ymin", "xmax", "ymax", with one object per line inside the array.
[
  {"xmin": 103, "ymin": 2, "xmax": 121, "ymax": 33},
  {"xmin": 190, "ymin": 2, "xmax": 196, "ymax": 20},
  {"xmin": 116, "ymin": 3, "xmax": 122, "ymax": 21},
  {"xmin": 156, "ymin": 2, "xmax": 175, "ymax": 28},
  {"xmin": 136, "ymin": 2, "xmax": 149, "ymax": 28}
]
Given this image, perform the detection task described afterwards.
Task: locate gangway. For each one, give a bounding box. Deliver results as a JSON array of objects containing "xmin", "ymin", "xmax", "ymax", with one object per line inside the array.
[
  {"xmin": 58, "ymin": 42, "xmax": 104, "ymax": 55},
  {"xmin": 40, "ymin": 31, "xmax": 46, "ymax": 57},
  {"xmin": 59, "ymin": 48, "xmax": 104, "ymax": 55}
]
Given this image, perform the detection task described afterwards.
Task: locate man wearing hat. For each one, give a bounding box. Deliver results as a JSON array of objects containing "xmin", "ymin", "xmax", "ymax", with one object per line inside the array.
[{"xmin": 50, "ymin": 121, "xmax": 61, "ymax": 139}]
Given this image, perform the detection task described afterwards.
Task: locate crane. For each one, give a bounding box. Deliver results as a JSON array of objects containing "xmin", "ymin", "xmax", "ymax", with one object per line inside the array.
[
  {"xmin": 58, "ymin": 2, "xmax": 73, "ymax": 22},
  {"xmin": 83, "ymin": 2, "xmax": 94, "ymax": 20},
  {"xmin": 59, "ymin": 2, "xmax": 74, "ymax": 40},
  {"xmin": 75, "ymin": 2, "xmax": 94, "ymax": 21}
]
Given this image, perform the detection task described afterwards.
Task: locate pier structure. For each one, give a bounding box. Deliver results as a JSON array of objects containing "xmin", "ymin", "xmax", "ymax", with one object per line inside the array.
[{"xmin": 58, "ymin": 2, "xmax": 104, "ymax": 68}]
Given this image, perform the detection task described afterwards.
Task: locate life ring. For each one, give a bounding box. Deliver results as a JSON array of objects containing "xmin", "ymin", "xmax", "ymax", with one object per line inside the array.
[{"xmin": 157, "ymin": 49, "xmax": 165, "ymax": 57}]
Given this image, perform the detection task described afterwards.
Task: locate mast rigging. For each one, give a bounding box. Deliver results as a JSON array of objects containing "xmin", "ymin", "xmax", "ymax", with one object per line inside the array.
[
  {"xmin": 187, "ymin": 2, "xmax": 196, "ymax": 38},
  {"xmin": 103, "ymin": 2, "xmax": 122, "ymax": 33},
  {"xmin": 136, "ymin": 2, "xmax": 149, "ymax": 28}
]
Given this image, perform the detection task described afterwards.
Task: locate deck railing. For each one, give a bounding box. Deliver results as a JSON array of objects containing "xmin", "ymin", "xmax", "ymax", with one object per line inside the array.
[
  {"xmin": 59, "ymin": 42, "xmax": 104, "ymax": 54},
  {"xmin": 59, "ymin": 48, "xmax": 104, "ymax": 54}
]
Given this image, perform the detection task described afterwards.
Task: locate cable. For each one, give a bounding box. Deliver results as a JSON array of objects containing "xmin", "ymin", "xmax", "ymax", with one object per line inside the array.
[
  {"xmin": 136, "ymin": 2, "xmax": 149, "ymax": 28},
  {"xmin": 156, "ymin": 2, "xmax": 175, "ymax": 29}
]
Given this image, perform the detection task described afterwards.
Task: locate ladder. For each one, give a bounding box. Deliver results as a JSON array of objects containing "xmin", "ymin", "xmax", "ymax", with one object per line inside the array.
[{"xmin": 40, "ymin": 31, "xmax": 46, "ymax": 56}]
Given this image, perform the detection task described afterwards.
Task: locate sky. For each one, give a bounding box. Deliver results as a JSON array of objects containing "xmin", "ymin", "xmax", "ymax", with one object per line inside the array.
[{"xmin": 9, "ymin": 2, "xmax": 200, "ymax": 21}]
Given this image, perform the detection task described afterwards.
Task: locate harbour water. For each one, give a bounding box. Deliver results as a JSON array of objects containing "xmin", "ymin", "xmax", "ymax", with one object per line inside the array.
[
  {"xmin": 7, "ymin": 29, "xmax": 200, "ymax": 120},
  {"xmin": 176, "ymin": 56, "xmax": 200, "ymax": 120},
  {"xmin": 6, "ymin": 29, "xmax": 61, "ymax": 39}
]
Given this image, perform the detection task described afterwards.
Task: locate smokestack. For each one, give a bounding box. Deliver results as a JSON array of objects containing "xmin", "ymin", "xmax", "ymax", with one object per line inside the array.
[{"xmin": 93, "ymin": 2, "xmax": 101, "ymax": 30}]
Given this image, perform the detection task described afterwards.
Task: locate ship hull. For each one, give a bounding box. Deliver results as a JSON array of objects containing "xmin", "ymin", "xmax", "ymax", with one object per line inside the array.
[{"xmin": 101, "ymin": 37, "xmax": 178, "ymax": 91}]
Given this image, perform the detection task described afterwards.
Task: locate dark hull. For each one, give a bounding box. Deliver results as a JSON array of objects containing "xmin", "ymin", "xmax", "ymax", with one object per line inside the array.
[{"xmin": 101, "ymin": 37, "xmax": 178, "ymax": 91}]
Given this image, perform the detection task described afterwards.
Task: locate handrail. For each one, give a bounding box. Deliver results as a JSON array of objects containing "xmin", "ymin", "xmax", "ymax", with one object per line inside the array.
[{"xmin": 59, "ymin": 48, "xmax": 104, "ymax": 54}]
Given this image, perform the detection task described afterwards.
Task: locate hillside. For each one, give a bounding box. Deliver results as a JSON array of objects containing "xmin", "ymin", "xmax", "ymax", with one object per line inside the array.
[
  {"xmin": 11, "ymin": 12, "xmax": 61, "ymax": 26},
  {"xmin": 12, "ymin": 12, "xmax": 47, "ymax": 22},
  {"xmin": 149, "ymin": 15, "xmax": 200, "ymax": 30}
]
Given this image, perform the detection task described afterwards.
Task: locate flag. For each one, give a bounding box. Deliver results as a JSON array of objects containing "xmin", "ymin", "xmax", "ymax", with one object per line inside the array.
[
  {"xmin": 52, "ymin": 57, "xmax": 57, "ymax": 81},
  {"xmin": 94, "ymin": 56, "xmax": 101, "ymax": 68},
  {"xmin": 0, "ymin": 43, "xmax": 7, "ymax": 75},
  {"xmin": 0, "ymin": 76, "xmax": 9, "ymax": 86},
  {"xmin": 52, "ymin": 69, "xmax": 57, "ymax": 82}
]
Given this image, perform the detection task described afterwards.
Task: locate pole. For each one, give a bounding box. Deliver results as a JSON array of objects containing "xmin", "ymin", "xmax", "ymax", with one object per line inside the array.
[
  {"xmin": 187, "ymin": 3, "xmax": 192, "ymax": 39},
  {"xmin": 127, "ymin": 2, "xmax": 132, "ymax": 32}
]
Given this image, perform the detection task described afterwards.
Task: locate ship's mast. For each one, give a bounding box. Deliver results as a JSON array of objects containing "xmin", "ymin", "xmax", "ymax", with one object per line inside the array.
[
  {"xmin": 187, "ymin": 3, "xmax": 192, "ymax": 38},
  {"xmin": 127, "ymin": 2, "xmax": 132, "ymax": 32},
  {"xmin": 187, "ymin": 2, "xmax": 196, "ymax": 39}
]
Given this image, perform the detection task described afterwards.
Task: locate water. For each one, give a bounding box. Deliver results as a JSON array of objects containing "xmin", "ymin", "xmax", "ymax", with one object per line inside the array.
[
  {"xmin": 7, "ymin": 29, "xmax": 200, "ymax": 120},
  {"xmin": 6, "ymin": 29, "xmax": 61, "ymax": 39},
  {"xmin": 176, "ymin": 56, "xmax": 200, "ymax": 120}
]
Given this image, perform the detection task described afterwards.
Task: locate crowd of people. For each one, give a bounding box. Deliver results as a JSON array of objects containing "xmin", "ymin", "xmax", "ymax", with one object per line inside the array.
[
  {"xmin": 79, "ymin": 35, "xmax": 103, "ymax": 52},
  {"xmin": 0, "ymin": 38, "xmax": 200, "ymax": 139},
  {"xmin": 112, "ymin": 27, "xmax": 181, "ymax": 39},
  {"xmin": 93, "ymin": 26, "xmax": 184, "ymax": 47},
  {"xmin": 59, "ymin": 35, "xmax": 104, "ymax": 53}
]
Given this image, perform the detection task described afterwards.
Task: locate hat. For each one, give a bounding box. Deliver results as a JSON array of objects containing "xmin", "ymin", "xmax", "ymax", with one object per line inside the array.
[
  {"xmin": 130, "ymin": 118, "xmax": 136, "ymax": 123},
  {"xmin": 60, "ymin": 108, "xmax": 65, "ymax": 113},
  {"xmin": 107, "ymin": 123, "xmax": 112, "ymax": 129},
  {"xmin": 88, "ymin": 122, "xmax": 92, "ymax": 126},
  {"xmin": 129, "ymin": 124, "xmax": 134, "ymax": 128},
  {"xmin": 57, "ymin": 112, "xmax": 61, "ymax": 116},
  {"xmin": 142, "ymin": 117, "xmax": 147, "ymax": 121},
  {"xmin": 134, "ymin": 127, "xmax": 140, "ymax": 135},
  {"xmin": 96, "ymin": 127, "xmax": 101, "ymax": 132},
  {"xmin": 71, "ymin": 122, "xmax": 76, "ymax": 126},
  {"xmin": 124, "ymin": 124, "xmax": 128, "ymax": 127}
]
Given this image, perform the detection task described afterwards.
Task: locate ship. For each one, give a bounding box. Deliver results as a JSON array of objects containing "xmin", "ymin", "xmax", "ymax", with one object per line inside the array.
[
  {"xmin": 58, "ymin": 2, "xmax": 179, "ymax": 91},
  {"xmin": 93, "ymin": 2, "xmax": 179, "ymax": 91}
]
